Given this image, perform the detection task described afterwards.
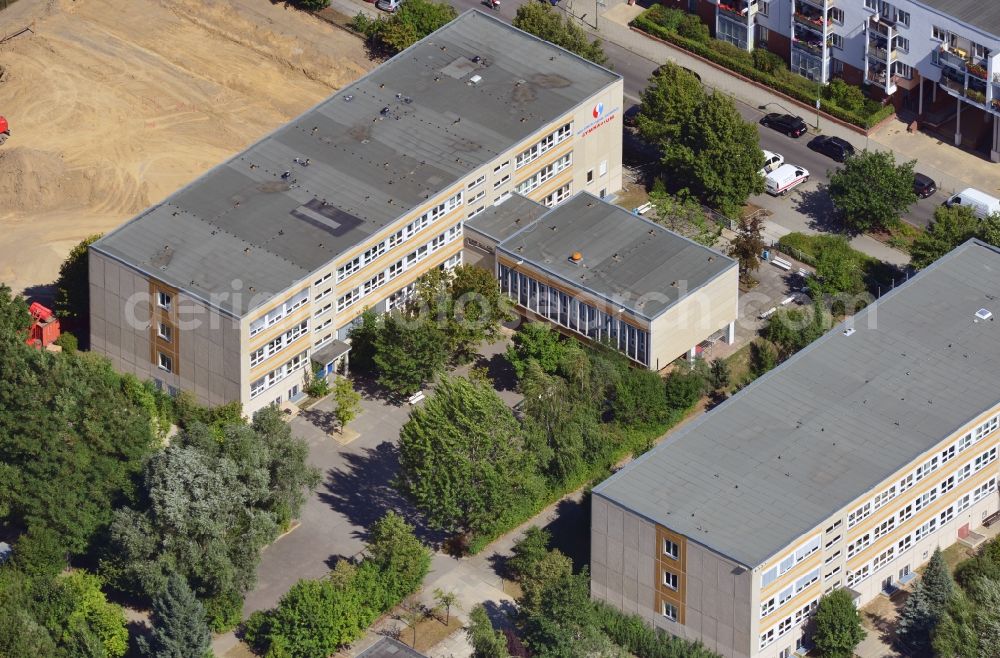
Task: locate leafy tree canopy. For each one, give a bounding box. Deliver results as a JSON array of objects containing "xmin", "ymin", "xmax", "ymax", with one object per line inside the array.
[
  {"xmin": 910, "ymin": 205, "xmax": 989, "ymax": 269},
  {"xmin": 512, "ymin": 3, "xmax": 608, "ymax": 65},
  {"xmin": 637, "ymin": 62, "xmax": 705, "ymax": 145},
  {"xmin": 139, "ymin": 571, "xmax": 212, "ymax": 658},
  {"xmin": 811, "ymin": 589, "xmax": 865, "ymax": 658},
  {"xmin": 505, "ymin": 322, "xmax": 567, "ymax": 380},
  {"xmin": 373, "ymin": 311, "xmax": 449, "ymax": 396},
  {"xmin": 828, "ymin": 149, "xmax": 917, "ymax": 233},
  {"xmin": 396, "ymin": 375, "xmax": 543, "ymax": 535}
]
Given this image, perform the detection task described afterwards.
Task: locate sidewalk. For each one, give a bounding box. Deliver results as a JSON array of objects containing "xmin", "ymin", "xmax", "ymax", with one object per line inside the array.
[{"xmin": 597, "ymin": 5, "xmax": 996, "ymax": 201}]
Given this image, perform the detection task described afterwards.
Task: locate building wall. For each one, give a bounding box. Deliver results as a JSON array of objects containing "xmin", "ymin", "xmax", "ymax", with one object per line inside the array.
[
  {"xmin": 647, "ymin": 264, "xmax": 738, "ymax": 370},
  {"xmin": 750, "ymin": 401, "xmax": 1000, "ymax": 656},
  {"xmin": 592, "ymin": 494, "xmax": 753, "ymax": 658},
  {"xmin": 90, "ymin": 249, "xmax": 241, "ymax": 407}
]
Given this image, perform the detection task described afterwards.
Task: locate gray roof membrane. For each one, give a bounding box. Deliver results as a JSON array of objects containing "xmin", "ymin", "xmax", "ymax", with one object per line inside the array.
[
  {"xmin": 497, "ymin": 193, "xmax": 735, "ymax": 319},
  {"xmin": 594, "ymin": 240, "xmax": 1000, "ymax": 567},
  {"xmin": 464, "ymin": 193, "xmax": 548, "ymax": 243},
  {"xmin": 92, "ymin": 10, "xmax": 619, "ymax": 316}
]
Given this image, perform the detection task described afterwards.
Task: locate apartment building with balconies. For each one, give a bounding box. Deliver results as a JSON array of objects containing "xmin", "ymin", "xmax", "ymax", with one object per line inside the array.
[
  {"xmin": 591, "ymin": 239, "xmax": 1000, "ymax": 657},
  {"xmin": 662, "ymin": 0, "xmax": 1000, "ymax": 160},
  {"xmin": 89, "ymin": 9, "xmax": 623, "ymax": 414}
]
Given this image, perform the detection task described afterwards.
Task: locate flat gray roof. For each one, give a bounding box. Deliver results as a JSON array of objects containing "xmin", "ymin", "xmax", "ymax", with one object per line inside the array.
[
  {"xmin": 497, "ymin": 193, "xmax": 735, "ymax": 320},
  {"xmin": 594, "ymin": 240, "xmax": 1000, "ymax": 568},
  {"xmin": 464, "ymin": 193, "xmax": 548, "ymax": 243},
  {"xmin": 92, "ymin": 10, "xmax": 619, "ymax": 317},
  {"xmin": 917, "ymin": 0, "xmax": 1000, "ymax": 38}
]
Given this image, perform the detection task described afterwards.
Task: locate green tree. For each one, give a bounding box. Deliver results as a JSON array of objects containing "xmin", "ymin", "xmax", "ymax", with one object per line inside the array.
[
  {"xmin": 828, "ymin": 150, "xmax": 917, "ymax": 233},
  {"xmin": 910, "ymin": 205, "xmax": 981, "ymax": 269},
  {"xmin": 505, "ymin": 322, "xmax": 566, "ymax": 380},
  {"xmin": 708, "ymin": 358, "xmax": 731, "ymax": 391},
  {"xmin": 433, "ymin": 588, "xmax": 459, "ymax": 625},
  {"xmin": 12, "ymin": 525, "xmax": 68, "ymax": 580},
  {"xmin": 811, "ymin": 589, "xmax": 865, "ymax": 658},
  {"xmin": 331, "ymin": 377, "xmax": 361, "ymax": 433},
  {"xmin": 512, "ymin": 3, "xmax": 607, "ymax": 65},
  {"xmin": 51, "ymin": 571, "xmax": 130, "ymax": 658},
  {"xmin": 53, "ymin": 234, "xmax": 102, "ymax": 340},
  {"xmin": 359, "ymin": 0, "xmax": 456, "ymax": 55},
  {"xmin": 139, "ymin": 571, "xmax": 212, "ymax": 658},
  {"xmin": 346, "ymin": 308, "xmax": 381, "ymax": 375},
  {"xmin": 932, "ymin": 592, "xmax": 979, "ymax": 658},
  {"xmin": 899, "ymin": 549, "xmax": 954, "ymax": 651},
  {"xmin": 613, "ymin": 368, "xmax": 669, "ymax": 426},
  {"xmin": 728, "ymin": 214, "xmax": 766, "ymax": 284},
  {"xmin": 811, "ymin": 235, "xmax": 865, "ymax": 298},
  {"xmin": 396, "ymin": 376, "xmax": 542, "ymax": 535},
  {"xmin": 304, "ymin": 367, "xmax": 330, "ymax": 399},
  {"xmin": 648, "ymin": 182, "xmax": 718, "ymax": 247},
  {"xmin": 449, "ymin": 264, "xmax": 513, "ymax": 359},
  {"xmin": 765, "ymin": 302, "xmax": 829, "ymax": 358},
  {"xmin": 637, "ymin": 63, "xmax": 705, "ymax": 145},
  {"xmin": 508, "ymin": 526, "xmax": 553, "ymax": 583},
  {"xmin": 367, "ymin": 511, "xmax": 432, "ymax": 598},
  {"xmin": 467, "ymin": 605, "xmax": 510, "ymax": 658},
  {"xmin": 664, "ymin": 367, "xmax": 705, "ymax": 412},
  {"xmin": 0, "ymin": 283, "xmax": 31, "ymax": 344},
  {"xmin": 661, "ymin": 92, "xmax": 765, "ymax": 218},
  {"xmin": 373, "ymin": 312, "xmax": 448, "ymax": 396},
  {"xmin": 749, "ymin": 339, "xmax": 777, "ymax": 377}
]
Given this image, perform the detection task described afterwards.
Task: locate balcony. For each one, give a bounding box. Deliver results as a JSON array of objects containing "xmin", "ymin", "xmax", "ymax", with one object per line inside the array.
[
  {"xmin": 868, "ymin": 42, "xmax": 898, "ymax": 63},
  {"xmin": 938, "ymin": 46, "xmax": 969, "ymax": 71},
  {"xmin": 968, "ymin": 63, "xmax": 988, "ymax": 80},
  {"xmin": 794, "ymin": 11, "xmax": 827, "ymax": 33},
  {"xmin": 939, "ymin": 72, "xmax": 965, "ymax": 95},
  {"xmin": 799, "ymin": 0, "xmax": 833, "ymax": 9},
  {"xmin": 793, "ymin": 37, "xmax": 829, "ymax": 58},
  {"xmin": 718, "ymin": 1, "xmax": 751, "ymax": 20}
]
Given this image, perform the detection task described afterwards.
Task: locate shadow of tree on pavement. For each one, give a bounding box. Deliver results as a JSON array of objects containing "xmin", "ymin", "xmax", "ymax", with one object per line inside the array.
[
  {"xmin": 794, "ymin": 184, "xmax": 845, "ymax": 234},
  {"xmin": 318, "ymin": 441, "xmax": 448, "ymax": 551}
]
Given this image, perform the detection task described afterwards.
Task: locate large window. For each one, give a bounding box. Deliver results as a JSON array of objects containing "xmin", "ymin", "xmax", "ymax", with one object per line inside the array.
[
  {"xmin": 515, "ymin": 123, "xmax": 572, "ymax": 169},
  {"xmin": 717, "ymin": 15, "xmax": 748, "ymax": 50}
]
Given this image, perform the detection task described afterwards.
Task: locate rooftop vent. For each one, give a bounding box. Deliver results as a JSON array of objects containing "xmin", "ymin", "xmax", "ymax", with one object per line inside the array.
[
  {"xmin": 976, "ymin": 308, "xmax": 993, "ymax": 321},
  {"xmin": 569, "ymin": 251, "xmax": 583, "ymax": 264},
  {"xmin": 469, "ymin": 74, "xmax": 482, "ymax": 85},
  {"xmin": 844, "ymin": 328, "xmax": 856, "ymax": 337}
]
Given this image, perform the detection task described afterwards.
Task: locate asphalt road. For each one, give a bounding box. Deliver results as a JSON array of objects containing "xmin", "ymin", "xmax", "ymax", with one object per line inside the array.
[{"xmin": 451, "ymin": 0, "xmax": 939, "ymax": 230}]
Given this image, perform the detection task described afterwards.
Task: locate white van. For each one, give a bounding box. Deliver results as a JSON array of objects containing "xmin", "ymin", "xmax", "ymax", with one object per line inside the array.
[
  {"xmin": 759, "ymin": 150, "xmax": 784, "ymax": 177},
  {"xmin": 765, "ymin": 164, "xmax": 809, "ymax": 196},
  {"xmin": 945, "ymin": 188, "xmax": 1000, "ymax": 219}
]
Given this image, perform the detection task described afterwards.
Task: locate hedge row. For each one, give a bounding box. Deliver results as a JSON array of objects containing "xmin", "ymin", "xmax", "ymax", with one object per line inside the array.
[
  {"xmin": 594, "ymin": 602, "xmax": 722, "ymax": 658},
  {"xmin": 630, "ymin": 13, "xmax": 894, "ymax": 130}
]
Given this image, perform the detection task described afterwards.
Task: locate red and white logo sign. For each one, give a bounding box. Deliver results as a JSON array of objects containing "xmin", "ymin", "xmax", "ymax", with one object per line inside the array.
[{"xmin": 592, "ymin": 102, "xmax": 604, "ymax": 119}]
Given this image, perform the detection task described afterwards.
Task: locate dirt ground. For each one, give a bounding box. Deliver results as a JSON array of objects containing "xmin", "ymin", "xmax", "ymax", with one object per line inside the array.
[{"xmin": 0, "ymin": 0, "xmax": 371, "ymax": 295}]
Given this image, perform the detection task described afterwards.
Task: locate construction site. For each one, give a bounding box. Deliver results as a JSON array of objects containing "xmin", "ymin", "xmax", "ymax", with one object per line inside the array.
[{"xmin": 0, "ymin": 0, "xmax": 371, "ymax": 295}]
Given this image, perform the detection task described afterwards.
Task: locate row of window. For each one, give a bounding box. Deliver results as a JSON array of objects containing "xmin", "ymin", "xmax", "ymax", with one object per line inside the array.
[
  {"xmin": 864, "ymin": 0, "xmax": 909, "ymax": 28},
  {"xmin": 932, "ymin": 27, "xmax": 992, "ymax": 59},
  {"xmin": 759, "ymin": 598, "xmax": 819, "ymax": 650},
  {"xmin": 250, "ymin": 320, "xmax": 308, "ymax": 367},
  {"xmin": 337, "ymin": 223, "xmax": 463, "ymax": 314},
  {"xmin": 761, "ymin": 535, "xmax": 820, "ymax": 589},
  {"xmin": 249, "ymin": 350, "xmax": 308, "ymax": 400},
  {"xmin": 850, "ymin": 443, "xmax": 1000, "ymax": 558},
  {"xmin": 846, "ymin": 476, "xmax": 999, "ymax": 588},
  {"xmin": 514, "ymin": 153, "xmax": 572, "ymax": 195},
  {"xmin": 514, "ymin": 122, "xmax": 572, "ymax": 170},
  {"xmin": 543, "ymin": 183, "xmax": 572, "ymax": 208},
  {"xmin": 249, "ymin": 288, "xmax": 309, "ymax": 337},
  {"xmin": 847, "ymin": 412, "xmax": 999, "ymax": 529},
  {"xmin": 498, "ymin": 265, "xmax": 651, "ymax": 366},
  {"xmin": 760, "ymin": 568, "xmax": 820, "ymax": 619},
  {"xmin": 336, "ymin": 191, "xmax": 463, "ymax": 282}
]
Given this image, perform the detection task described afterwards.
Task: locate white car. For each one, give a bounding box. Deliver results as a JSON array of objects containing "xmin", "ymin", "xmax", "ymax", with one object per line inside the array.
[
  {"xmin": 376, "ymin": 0, "xmax": 402, "ymax": 11},
  {"xmin": 759, "ymin": 150, "xmax": 784, "ymax": 177},
  {"xmin": 765, "ymin": 164, "xmax": 809, "ymax": 196}
]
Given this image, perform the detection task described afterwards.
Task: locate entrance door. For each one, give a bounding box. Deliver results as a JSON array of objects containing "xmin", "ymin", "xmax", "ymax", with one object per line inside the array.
[
  {"xmin": 288, "ymin": 385, "xmax": 299, "ymax": 401},
  {"xmin": 882, "ymin": 576, "xmax": 893, "ymax": 593}
]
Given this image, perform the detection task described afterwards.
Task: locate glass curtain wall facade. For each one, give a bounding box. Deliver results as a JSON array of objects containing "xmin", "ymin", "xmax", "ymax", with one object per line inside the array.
[{"xmin": 499, "ymin": 263, "xmax": 650, "ymax": 366}]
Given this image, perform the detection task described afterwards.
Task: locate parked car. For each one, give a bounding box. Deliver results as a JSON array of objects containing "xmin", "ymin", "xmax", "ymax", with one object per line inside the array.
[
  {"xmin": 759, "ymin": 150, "xmax": 784, "ymax": 177},
  {"xmin": 765, "ymin": 164, "xmax": 810, "ymax": 196},
  {"xmin": 623, "ymin": 104, "xmax": 641, "ymax": 128},
  {"xmin": 376, "ymin": 0, "xmax": 402, "ymax": 11},
  {"xmin": 760, "ymin": 113, "xmax": 808, "ymax": 138},
  {"xmin": 653, "ymin": 64, "xmax": 702, "ymax": 83},
  {"xmin": 944, "ymin": 188, "xmax": 1000, "ymax": 218},
  {"xmin": 810, "ymin": 135, "xmax": 855, "ymax": 162},
  {"xmin": 913, "ymin": 173, "xmax": 937, "ymax": 199}
]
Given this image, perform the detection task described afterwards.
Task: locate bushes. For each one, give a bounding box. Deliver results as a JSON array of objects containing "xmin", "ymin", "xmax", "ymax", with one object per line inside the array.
[
  {"xmin": 594, "ymin": 602, "xmax": 720, "ymax": 658},
  {"xmin": 630, "ymin": 8, "xmax": 894, "ymax": 129},
  {"xmin": 245, "ymin": 512, "xmax": 430, "ymax": 658},
  {"xmin": 752, "ymin": 48, "xmax": 785, "ymax": 75}
]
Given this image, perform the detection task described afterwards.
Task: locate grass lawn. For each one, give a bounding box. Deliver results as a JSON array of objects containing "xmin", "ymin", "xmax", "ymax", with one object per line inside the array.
[
  {"xmin": 398, "ymin": 613, "xmax": 465, "ymax": 653},
  {"xmin": 722, "ymin": 343, "xmax": 752, "ymax": 392}
]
